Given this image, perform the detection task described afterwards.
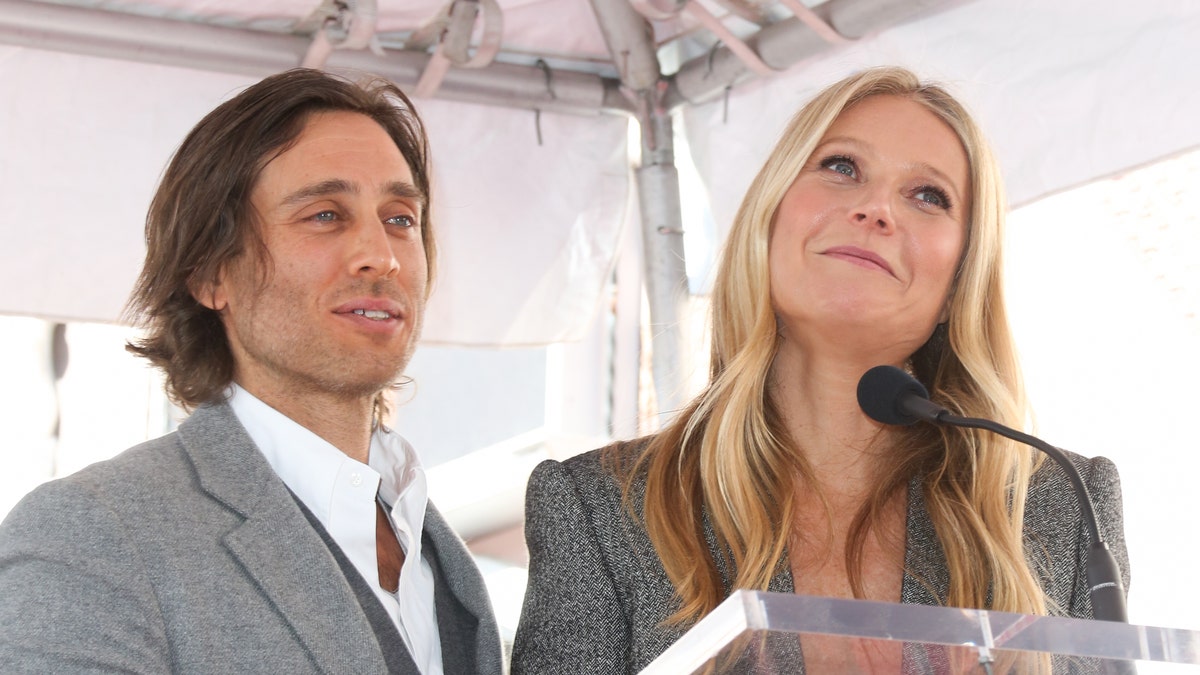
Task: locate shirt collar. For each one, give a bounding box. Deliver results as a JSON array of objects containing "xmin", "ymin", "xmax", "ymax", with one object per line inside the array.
[
  {"xmin": 226, "ymin": 384, "xmax": 426, "ymax": 528},
  {"xmin": 368, "ymin": 428, "xmax": 425, "ymax": 508}
]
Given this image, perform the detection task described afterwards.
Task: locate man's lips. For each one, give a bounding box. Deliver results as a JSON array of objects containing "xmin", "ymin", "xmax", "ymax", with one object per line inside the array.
[
  {"xmin": 332, "ymin": 298, "xmax": 406, "ymax": 321},
  {"xmin": 820, "ymin": 246, "xmax": 895, "ymax": 276}
]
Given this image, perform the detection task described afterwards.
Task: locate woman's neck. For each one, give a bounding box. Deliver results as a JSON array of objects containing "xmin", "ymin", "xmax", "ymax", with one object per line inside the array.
[{"xmin": 767, "ymin": 340, "xmax": 898, "ymax": 491}]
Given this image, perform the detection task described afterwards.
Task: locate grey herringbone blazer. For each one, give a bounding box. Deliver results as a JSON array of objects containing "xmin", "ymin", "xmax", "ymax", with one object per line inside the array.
[
  {"xmin": 510, "ymin": 438, "xmax": 1129, "ymax": 674},
  {"xmin": 0, "ymin": 402, "xmax": 503, "ymax": 674}
]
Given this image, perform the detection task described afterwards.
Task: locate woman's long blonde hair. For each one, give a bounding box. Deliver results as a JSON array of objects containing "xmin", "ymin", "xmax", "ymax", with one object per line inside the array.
[{"xmin": 633, "ymin": 67, "xmax": 1047, "ymax": 625}]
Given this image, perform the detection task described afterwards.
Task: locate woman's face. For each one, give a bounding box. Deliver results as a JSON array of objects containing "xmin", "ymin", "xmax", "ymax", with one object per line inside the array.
[{"xmin": 768, "ymin": 94, "xmax": 969, "ymax": 362}]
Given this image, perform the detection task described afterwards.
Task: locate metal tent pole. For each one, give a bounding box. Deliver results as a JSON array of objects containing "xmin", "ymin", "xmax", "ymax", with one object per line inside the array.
[{"xmin": 591, "ymin": 0, "xmax": 691, "ymax": 425}]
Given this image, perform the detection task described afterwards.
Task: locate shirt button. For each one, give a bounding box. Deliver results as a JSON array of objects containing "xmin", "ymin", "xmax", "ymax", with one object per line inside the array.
[{"xmin": 350, "ymin": 473, "xmax": 362, "ymax": 487}]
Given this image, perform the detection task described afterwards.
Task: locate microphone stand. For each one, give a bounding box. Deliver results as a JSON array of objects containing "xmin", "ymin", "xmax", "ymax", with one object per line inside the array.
[
  {"xmin": 914, "ymin": 406, "xmax": 1129, "ymax": 624},
  {"xmin": 862, "ymin": 365, "xmax": 1134, "ymax": 672}
]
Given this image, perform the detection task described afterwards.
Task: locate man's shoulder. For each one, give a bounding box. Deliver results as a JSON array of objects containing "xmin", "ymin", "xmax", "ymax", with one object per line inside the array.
[
  {"xmin": 3, "ymin": 403, "xmax": 247, "ymax": 528},
  {"xmin": 57, "ymin": 426, "xmax": 187, "ymax": 486},
  {"xmin": 4, "ymin": 429, "xmax": 190, "ymax": 524}
]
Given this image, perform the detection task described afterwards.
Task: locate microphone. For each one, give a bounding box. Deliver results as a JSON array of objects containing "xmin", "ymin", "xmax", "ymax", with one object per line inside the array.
[{"xmin": 857, "ymin": 365, "xmax": 1129, "ymax": 623}]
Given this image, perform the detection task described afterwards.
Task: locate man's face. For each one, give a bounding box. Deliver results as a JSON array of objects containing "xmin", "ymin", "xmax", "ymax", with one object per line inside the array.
[{"xmin": 200, "ymin": 110, "xmax": 428, "ymax": 406}]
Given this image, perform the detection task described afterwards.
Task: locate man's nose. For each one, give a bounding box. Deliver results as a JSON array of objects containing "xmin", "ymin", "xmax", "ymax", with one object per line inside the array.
[{"xmin": 349, "ymin": 219, "xmax": 401, "ymax": 279}]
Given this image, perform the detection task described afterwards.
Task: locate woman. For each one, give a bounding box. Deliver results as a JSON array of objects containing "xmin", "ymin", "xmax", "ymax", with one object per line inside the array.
[{"xmin": 510, "ymin": 67, "xmax": 1129, "ymax": 673}]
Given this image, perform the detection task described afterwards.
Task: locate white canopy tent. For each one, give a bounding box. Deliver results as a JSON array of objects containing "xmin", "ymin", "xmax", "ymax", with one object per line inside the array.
[
  {"xmin": 1, "ymin": 0, "xmax": 1198, "ymax": 638},
  {"xmin": 5, "ymin": 0, "xmax": 1197, "ymax": 343}
]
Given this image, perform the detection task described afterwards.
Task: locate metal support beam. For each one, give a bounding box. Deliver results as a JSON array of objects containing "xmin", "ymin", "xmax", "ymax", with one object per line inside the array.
[
  {"xmin": 592, "ymin": 0, "xmax": 691, "ymax": 425},
  {"xmin": 666, "ymin": 0, "xmax": 967, "ymax": 108},
  {"xmin": 0, "ymin": 0, "xmax": 631, "ymax": 116},
  {"xmin": 634, "ymin": 99, "xmax": 690, "ymax": 420},
  {"xmin": 589, "ymin": 0, "xmax": 662, "ymax": 92}
]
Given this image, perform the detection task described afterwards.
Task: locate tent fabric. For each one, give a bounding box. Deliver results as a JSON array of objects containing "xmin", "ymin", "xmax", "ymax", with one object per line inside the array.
[
  {"xmin": 1, "ymin": 0, "xmax": 1198, "ymax": 347},
  {"xmin": 3, "ymin": 0, "xmax": 1200, "ymax": 636},
  {"xmin": 0, "ymin": 45, "xmax": 630, "ymax": 345},
  {"xmin": 683, "ymin": 0, "xmax": 1200, "ymax": 246}
]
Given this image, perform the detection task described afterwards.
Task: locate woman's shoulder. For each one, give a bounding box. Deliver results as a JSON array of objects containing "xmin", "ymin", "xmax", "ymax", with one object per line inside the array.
[
  {"xmin": 526, "ymin": 435, "xmax": 657, "ymax": 515},
  {"xmin": 1022, "ymin": 448, "xmax": 1129, "ymax": 614},
  {"xmin": 1025, "ymin": 447, "xmax": 1125, "ymax": 541},
  {"xmin": 1027, "ymin": 448, "xmax": 1121, "ymax": 499},
  {"xmin": 559, "ymin": 435, "xmax": 654, "ymax": 478},
  {"xmin": 1023, "ymin": 448, "xmax": 1124, "ymax": 545}
]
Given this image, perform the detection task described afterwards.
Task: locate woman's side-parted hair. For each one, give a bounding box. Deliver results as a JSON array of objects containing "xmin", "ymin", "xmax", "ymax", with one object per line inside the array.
[
  {"xmin": 633, "ymin": 66, "xmax": 1048, "ymax": 624},
  {"xmin": 125, "ymin": 68, "xmax": 436, "ymax": 416}
]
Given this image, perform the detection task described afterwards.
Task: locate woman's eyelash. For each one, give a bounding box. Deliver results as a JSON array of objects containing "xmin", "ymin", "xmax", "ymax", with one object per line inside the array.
[
  {"xmin": 819, "ymin": 155, "xmax": 857, "ymax": 175},
  {"xmin": 916, "ymin": 186, "xmax": 953, "ymax": 210},
  {"xmin": 816, "ymin": 155, "xmax": 953, "ymax": 210}
]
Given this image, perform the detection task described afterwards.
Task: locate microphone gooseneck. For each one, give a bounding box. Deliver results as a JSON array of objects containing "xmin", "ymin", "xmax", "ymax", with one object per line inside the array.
[{"xmin": 856, "ymin": 365, "xmax": 1129, "ymax": 623}]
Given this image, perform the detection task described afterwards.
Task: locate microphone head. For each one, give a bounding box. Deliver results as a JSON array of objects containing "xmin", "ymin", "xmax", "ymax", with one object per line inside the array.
[{"xmin": 857, "ymin": 365, "xmax": 931, "ymax": 426}]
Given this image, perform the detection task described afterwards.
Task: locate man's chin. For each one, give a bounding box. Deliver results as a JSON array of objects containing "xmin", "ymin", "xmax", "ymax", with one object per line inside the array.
[
  {"xmin": 298, "ymin": 357, "xmax": 394, "ymax": 393},
  {"xmin": 328, "ymin": 373, "xmax": 405, "ymax": 399}
]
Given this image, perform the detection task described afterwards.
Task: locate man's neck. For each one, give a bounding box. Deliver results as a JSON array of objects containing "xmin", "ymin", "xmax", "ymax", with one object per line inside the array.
[{"xmin": 235, "ymin": 381, "xmax": 377, "ymax": 463}]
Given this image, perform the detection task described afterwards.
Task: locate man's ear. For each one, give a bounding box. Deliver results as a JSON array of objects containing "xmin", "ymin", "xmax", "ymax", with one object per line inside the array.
[{"xmin": 191, "ymin": 270, "xmax": 228, "ymax": 312}]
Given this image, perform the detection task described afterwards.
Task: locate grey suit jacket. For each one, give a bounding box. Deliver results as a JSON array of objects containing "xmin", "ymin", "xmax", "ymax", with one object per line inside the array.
[
  {"xmin": 0, "ymin": 402, "xmax": 503, "ymax": 674},
  {"xmin": 510, "ymin": 438, "xmax": 1130, "ymax": 674}
]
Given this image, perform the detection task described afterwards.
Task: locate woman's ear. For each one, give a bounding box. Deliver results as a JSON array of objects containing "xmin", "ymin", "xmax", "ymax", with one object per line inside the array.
[
  {"xmin": 939, "ymin": 276, "xmax": 959, "ymax": 325},
  {"xmin": 938, "ymin": 298, "xmax": 952, "ymax": 325}
]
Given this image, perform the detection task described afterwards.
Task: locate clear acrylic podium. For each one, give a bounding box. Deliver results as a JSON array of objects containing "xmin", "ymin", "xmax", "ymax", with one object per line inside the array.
[{"xmin": 640, "ymin": 591, "xmax": 1200, "ymax": 674}]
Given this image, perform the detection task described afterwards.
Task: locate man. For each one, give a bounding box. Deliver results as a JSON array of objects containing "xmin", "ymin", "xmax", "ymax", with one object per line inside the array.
[{"xmin": 0, "ymin": 69, "xmax": 502, "ymax": 674}]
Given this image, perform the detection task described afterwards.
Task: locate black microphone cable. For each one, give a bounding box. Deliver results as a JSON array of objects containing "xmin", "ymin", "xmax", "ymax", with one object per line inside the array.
[{"xmin": 857, "ymin": 365, "xmax": 1129, "ymax": 624}]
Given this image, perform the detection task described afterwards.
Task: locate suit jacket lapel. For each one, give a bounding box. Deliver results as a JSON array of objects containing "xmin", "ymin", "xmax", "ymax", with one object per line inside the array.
[
  {"xmin": 421, "ymin": 503, "xmax": 503, "ymax": 675},
  {"xmin": 697, "ymin": 475, "xmax": 948, "ymax": 674},
  {"xmin": 901, "ymin": 474, "xmax": 950, "ymax": 605},
  {"xmin": 178, "ymin": 403, "xmax": 389, "ymax": 675},
  {"xmin": 289, "ymin": 490, "xmax": 420, "ymax": 675},
  {"xmin": 698, "ymin": 505, "xmax": 804, "ymax": 672},
  {"xmin": 699, "ymin": 472, "xmax": 949, "ymax": 605}
]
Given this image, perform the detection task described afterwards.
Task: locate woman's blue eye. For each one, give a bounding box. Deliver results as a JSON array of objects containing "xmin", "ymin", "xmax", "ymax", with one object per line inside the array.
[
  {"xmin": 387, "ymin": 214, "xmax": 415, "ymax": 228},
  {"xmin": 821, "ymin": 155, "xmax": 857, "ymax": 177},
  {"xmin": 915, "ymin": 187, "xmax": 952, "ymax": 210}
]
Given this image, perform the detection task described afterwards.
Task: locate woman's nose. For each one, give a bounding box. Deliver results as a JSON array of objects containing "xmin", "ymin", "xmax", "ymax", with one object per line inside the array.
[{"xmin": 851, "ymin": 188, "xmax": 896, "ymax": 233}]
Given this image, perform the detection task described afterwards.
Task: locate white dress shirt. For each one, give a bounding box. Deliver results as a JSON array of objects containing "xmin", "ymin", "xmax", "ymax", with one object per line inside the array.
[{"xmin": 228, "ymin": 385, "xmax": 444, "ymax": 675}]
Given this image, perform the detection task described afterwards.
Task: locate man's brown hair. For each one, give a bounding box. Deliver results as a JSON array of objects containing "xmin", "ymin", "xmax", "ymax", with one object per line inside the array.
[{"xmin": 125, "ymin": 68, "xmax": 435, "ymax": 411}]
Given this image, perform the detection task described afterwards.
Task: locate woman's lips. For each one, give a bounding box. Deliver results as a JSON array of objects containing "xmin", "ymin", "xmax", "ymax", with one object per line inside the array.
[{"xmin": 821, "ymin": 245, "xmax": 895, "ymax": 276}]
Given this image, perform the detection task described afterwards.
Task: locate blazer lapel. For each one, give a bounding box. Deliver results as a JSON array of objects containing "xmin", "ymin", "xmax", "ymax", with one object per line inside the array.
[
  {"xmin": 699, "ymin": 505, "xmax": 804, "ymax": 673},
  {"xmin": 901, "ymin": 474, "xmax": 950, "ymax": 605},
  {"xmin": 683, "ymin": 474, "xmax": 950, "ymax": 673},
  {"xmin": 421, "ymin": 503, "xmax": 503, "ymax": 675},
  {"xmin": 290, "ymin": 492, "xmax": 421, "ymax": 675},
  {"xmin": 698, "ymin": 473, "xmax": 948, "ymax": 605},
  {"xmin": 178, "ymin": 403, "xmax": 389, "ymax": 675}
]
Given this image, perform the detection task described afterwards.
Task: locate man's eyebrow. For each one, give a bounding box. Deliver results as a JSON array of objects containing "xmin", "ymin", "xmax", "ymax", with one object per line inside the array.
[
  {"xmin": 384, "ymin": 181, "xmax": 427, "ymax": 208},
  {"xmin": 279, "ymin": 179, "xmax": 426, "ymax": 209},
  {"xmin": 279, "ymin": 179, "xmax": 356, "ymax": 207}
]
